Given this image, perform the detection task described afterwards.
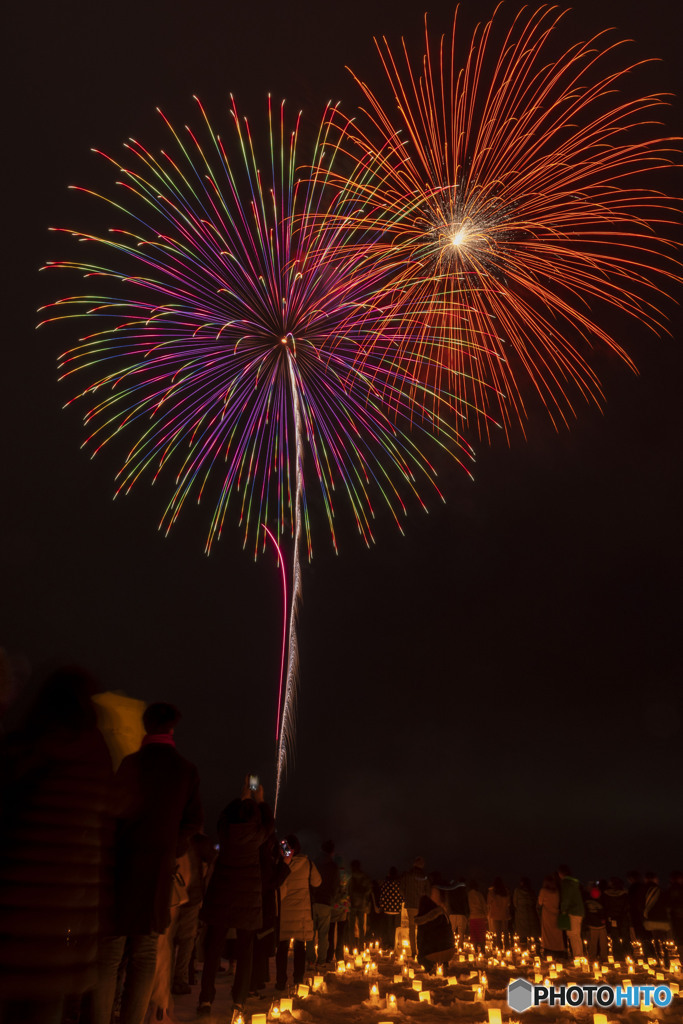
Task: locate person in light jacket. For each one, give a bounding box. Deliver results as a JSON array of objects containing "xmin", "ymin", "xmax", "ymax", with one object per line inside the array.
[{"xmin": 275, "ymin": 835, "xmax": 321, "ymax": 990}]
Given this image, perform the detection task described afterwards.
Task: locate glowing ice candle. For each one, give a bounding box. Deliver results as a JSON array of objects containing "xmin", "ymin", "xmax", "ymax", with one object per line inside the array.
[
  {"xmin": 296, "ymin": 984, "xmax": 309, "ymax": 998},
  {"xmin": 488, "ymin": 1011, "xmax": 502, "ymax": 1024},
  {"xmin": 393, "ymin": 974, "xmax": 403, "ymax": 984},
  {"xmin": 592, "ymin": 1015, "xmax": 608, "ymax": 1024},
  {"xmin": 279, "ymin": 998, "xmax": 292, "ymax": 1013},
  {"xmin": 412, "ymin": 979, "xmax": 422, "ymax": 991},
  {"xmin": 312, "ymin": 975, "xmax": 323, "ymax": 991},
  {"xmin": 418, "ymin": 990, "xmax": 431, "ymax": 1003},
  {"xmin": 269, "ymin": 1004, "xmax": 280, "ymax": 1019},
  {"xmin": 251, "ymin": 1016, "xmax": 267, "ymax": 1024},
  {"xmin": 336, "ymin": 962, "xmax": 345, "ymax": 975},
  {"xmin": 387, "ymin": 993, "xmax": 398, "ymax": 1010}
]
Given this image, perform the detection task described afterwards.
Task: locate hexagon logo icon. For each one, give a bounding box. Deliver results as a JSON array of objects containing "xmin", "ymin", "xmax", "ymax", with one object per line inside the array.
[{"xmin": 508, "ymin": 978, "xmax": 534, "ymax": 1013}]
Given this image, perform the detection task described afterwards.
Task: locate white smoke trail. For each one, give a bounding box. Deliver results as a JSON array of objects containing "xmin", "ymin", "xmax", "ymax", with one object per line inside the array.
[{"xmin": 274, "ymin": 349, "xmax": 303, "ymax": 813}]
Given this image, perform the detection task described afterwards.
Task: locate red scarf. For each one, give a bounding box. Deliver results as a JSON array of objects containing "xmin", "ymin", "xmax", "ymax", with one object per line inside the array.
[{"xmin": 141, "ymin": 732, "xmax": 176, "ymax": 747}]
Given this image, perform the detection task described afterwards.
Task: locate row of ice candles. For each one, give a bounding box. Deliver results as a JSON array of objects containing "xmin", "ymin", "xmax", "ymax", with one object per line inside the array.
[{"xmin": 236, "ymin": 943, "xmax": 681, "ymax": 1024}]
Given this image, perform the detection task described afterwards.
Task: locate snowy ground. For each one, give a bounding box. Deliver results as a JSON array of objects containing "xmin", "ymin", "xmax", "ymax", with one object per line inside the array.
[{"xmin": 171, "ymin": 942, "xmax": 682, "ymax": 1024}]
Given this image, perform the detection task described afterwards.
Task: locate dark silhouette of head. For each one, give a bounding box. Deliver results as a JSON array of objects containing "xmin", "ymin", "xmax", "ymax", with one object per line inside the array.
[
  {"xmin": 23, "ymin": 665, "xmax": 98, "ymax": 736},
  {"xmin": 143, "ymin": 701, "xmax": 181, "ymax": 735},
  {"xmin": 285, "ymin": 834, "xmax": 301, "ymax": 856}
]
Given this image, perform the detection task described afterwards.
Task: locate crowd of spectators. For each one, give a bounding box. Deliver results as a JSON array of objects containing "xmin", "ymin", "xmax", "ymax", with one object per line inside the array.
[{"xmin": 1, "ymin": 666, "xmax": 681, "ymax": 1024}]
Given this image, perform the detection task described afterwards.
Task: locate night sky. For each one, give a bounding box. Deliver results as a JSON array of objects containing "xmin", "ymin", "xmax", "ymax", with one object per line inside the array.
[{"xmin": 3, "ymin": 0, "xmax": 682, "ymax": 887}]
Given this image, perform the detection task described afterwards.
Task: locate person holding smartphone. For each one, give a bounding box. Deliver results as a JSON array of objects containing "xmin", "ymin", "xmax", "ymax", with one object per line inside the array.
[
  {"xmin": 197, "ymin": 774, "xmax": 273, "ymax": 1021},
  {"xmin": 275, "ymin": 835, "xmax": 322, "ymax": 991}
]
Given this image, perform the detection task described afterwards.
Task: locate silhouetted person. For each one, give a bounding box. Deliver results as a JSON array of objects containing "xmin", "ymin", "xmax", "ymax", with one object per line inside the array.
[
  {"xmin": 250, "ymin": 833, "xmax": 291, "ymax": 993},
  {"xmin": 558, "ymin": 864, "xmax": 584, "ymax": 958},
  {"xmin": 0, "ymin": 666, "xmax": 114, "ymax": 1024},
  {"xmin": 327, "ymin": 859, "xmax": 349, "ymax": 962},
  {"xmin": 487, "ymin": 876, "xmax": 511, "ymax": 947},
  {"xmin": 627, "ymin": 870, "xmax": 648, "ymax": 945},
  {"xmin": 401, "ymin": 857, "xmax": 430, "ymax": 957},
  {"xmin": 538, "ymin": 874, "xmax": 564, "ymax": 959},
  {"xmin": 347, "ymin": 859, "xmax": 373, "ymax": 950},
  {"xmin": 93, "ymin": 701, "xmax": 202, "ymax": 1024},
  {"xmin": 513, "ymin": 877, "xmax": 540, "ymax": 947},
  {"xmin": 306, "ymin": 839, "xmax": 340, "ymax": 966},
  {"xmin": 415, "ymin": 885, "xmax": 454, "ymax": 971},
  {"xmin": 198, "ymin": 776, "xmax": 273, "ymax": 1018},
  {"xmin": 379, "ymin": 867, "xmax": 403, "ymax": 951},
  {"xmin": 585, "ymin": 884, "xmax": 608, "ymax": 961},
  {"xmin": 447, "ymin": 877, "xmax": 470, "ymax": 941},
  {"xmin": 643, "ymin": 872, "xmax": 671, "ymax": 961},
  {"xmin": 602, "ymin": 877, "xmax": 631, "ymax": 958},
  {"xmin": 467, "ymin": 880, "xmax": 488, "ymax": 952},
  {"xmin": 172, "ymin": 833, "xmax": 216, "ymax": 994}
]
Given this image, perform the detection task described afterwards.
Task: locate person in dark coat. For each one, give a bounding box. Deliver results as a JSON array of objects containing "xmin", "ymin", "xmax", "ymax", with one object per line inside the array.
[
  {"xmin": 513, "ymin": 877, "xmax": 540, "ymax": 947},
  {"xmin": 0, "ymin": 666, "xmax": 115, "ymax": 1024},
  {"xmin": 627, "ymin": 870, "xmax": 648, "ymax": 946},
  {"xmin": 250, "ymin": 834, "xmax": 291, "ymax": 993},
  {"xmin": 197, "ymin": 776, "xmax": 274, "ymax": 1017},
  {"xmin": 93, "ymin": 701, "xmax": 202, "ymax": 1024},
  {"xmin": 415, "ymin": 886, "xmax": 454, "ymax": 971},
  {"xmin": 446, "ymin": 877, "xmax": 469, "ymax": 941},
  {"xmin": 642, "ymin": 872, "xmax": 671, "ymax": 960},
  {"xmin": 306, "ymin": 839, "xmax": 340, "ymax": 965},
  {"xmin": 602, "ymin": 877, "xmax": 631, "ymax": 958}
]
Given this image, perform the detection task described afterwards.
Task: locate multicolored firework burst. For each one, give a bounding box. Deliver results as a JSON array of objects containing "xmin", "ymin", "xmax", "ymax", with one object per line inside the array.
[
  {"xmin": 322, "ymin": 5, "xmax": 681, "ymax": 439},
  {"xmin": 39, "ymin": 96, "xmax": 474, "ymax": 803}
]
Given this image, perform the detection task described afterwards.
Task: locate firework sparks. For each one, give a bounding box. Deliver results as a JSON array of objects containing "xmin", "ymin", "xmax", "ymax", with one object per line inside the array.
[
  {"xmin": 39, "ymin": 96, "xmax": 475, "ymax": 803},
  {"xmin": 321, "ymin": 5, "xmax": 681, "ymax": 439}
]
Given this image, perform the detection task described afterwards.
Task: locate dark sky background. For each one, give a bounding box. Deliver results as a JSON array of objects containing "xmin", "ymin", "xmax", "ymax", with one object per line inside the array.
[{"xmin": 3, "ymin": 0, "xmax": 682, "ymax": 887}]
